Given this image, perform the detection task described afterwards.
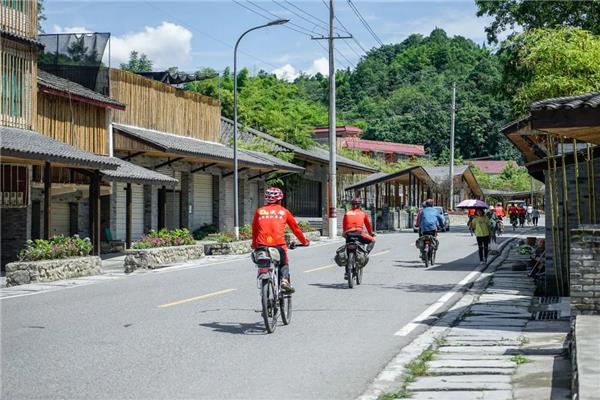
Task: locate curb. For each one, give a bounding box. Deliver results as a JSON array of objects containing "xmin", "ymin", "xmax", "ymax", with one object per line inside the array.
[{"xmin": 357, "ymin": 235, "xmax": 519, "ymax": 400}]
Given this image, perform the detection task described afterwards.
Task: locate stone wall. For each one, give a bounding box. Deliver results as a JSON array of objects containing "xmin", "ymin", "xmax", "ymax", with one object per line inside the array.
[
  {"xmin": 123, "ymin": 244, "xmax": 205, "ymax": 273},
  {"xmin": 204, "ymin": 239, "xmax": 252, "ymax": 255},
  {"xmin": 1, "ymin": 206, "xmax": 31, "ymax": 268},
  {"xmin": 5, "ymin": 256, "xmax": 101, "ymax": 286},
  {"xmin": 570, "ymin": 225, "xmax": 600, "ymax": 315}
]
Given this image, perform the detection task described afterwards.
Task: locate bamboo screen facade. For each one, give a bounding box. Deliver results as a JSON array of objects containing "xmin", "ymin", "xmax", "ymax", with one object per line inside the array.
[
  {"xmin": 36, "ymin": 91, "xmax": 108, "ymax": 155},
  {"xmin": 110, "ymin": 68, "xmax": 221, "ymax": 142},
  {"xmin": 1, "ymin": 37, "xmax": 37, "ymax": 129},
  {"xmin": 1, "ymin": 0, "xmax": 37, "ymax": 38}
]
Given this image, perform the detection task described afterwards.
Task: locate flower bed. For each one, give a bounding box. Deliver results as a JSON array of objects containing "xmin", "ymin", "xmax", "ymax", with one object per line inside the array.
[
  {"xmin": 124, "ymin": 245, "xmax": 205, "ymax": 273},
  {"xmin": 132, "ymin": 228, "xmax": 195, "ymax": 249},
  {"xmin": 5, "ymin": 235, "xmax": 101, "ymax": 287}
]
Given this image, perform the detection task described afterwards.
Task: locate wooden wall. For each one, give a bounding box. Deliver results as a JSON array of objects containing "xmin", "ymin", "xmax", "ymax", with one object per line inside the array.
[
  {"xmin": 1, "ymin": 38, "xmax": 37, "ymax": 130},
  {"xmin": 110, "ymin": 69, "xmax": 221, "ymax": 142},
  {"xmin": 36, "ymin": 92, "xmax": 108, "ymax": 155},
  {"xmin": 1, "ymin": 1, "xmax": 37, "ymax": 39}
]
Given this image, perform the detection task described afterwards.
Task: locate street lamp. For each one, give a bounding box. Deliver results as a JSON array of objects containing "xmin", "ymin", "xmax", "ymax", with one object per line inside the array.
[{"xmin": 233, "ymin": 19, "xmax": 289, "ymax": 239}]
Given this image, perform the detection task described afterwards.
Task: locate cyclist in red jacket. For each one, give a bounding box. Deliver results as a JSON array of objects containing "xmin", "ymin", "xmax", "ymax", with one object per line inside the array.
[{"xmin": 252, "ymin": 187, "xmax": 309, "ymax": 293}]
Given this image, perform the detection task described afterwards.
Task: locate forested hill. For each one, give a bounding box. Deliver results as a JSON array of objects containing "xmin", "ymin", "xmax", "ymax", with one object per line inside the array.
[{"xmin": 188, "ymin": 28, "xmax": 517, "ymax": 160}]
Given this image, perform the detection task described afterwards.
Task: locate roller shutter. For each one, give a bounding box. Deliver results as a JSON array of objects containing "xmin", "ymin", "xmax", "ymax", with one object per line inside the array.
[
  {"xmin": 115, "ymin": 183, "xmax": 145, "ymax": 241},
  {"xmin": 51, "ymin": 202, "xmax": 70, "ymax": 237},
  {"xmin": 192, "ymin": 173, "xmax": 213, "ymax": 231}
]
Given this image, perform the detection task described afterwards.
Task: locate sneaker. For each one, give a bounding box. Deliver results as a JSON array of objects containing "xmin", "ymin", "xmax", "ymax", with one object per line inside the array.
[
  {"xmin": 344, "ymin": 272, "xmax": 349, "ymax": 280},
  {"xmin": 281, "ymin": 279, "xmax": 295, "ymax": 294}
]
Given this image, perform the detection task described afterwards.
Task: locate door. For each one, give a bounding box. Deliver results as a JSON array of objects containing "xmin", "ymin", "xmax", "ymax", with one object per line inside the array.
[
  {"xmin": 51, "ymin": 202, "xmax": 70, "ymax": 237},
  {"xmin": 192, "ymin": 173, "xmax": 213, "ymax": 231},
  {"xmin": 115, "ymin": 183, "xmax": 145, "ymax": 241},
  {"xmin": 165, "ymin": 190, "xmax": 181, "ymax": 230}
]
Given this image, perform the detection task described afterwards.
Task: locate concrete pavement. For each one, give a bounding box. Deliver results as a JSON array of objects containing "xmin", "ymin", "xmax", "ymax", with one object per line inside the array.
[{"xmin": 1, "ymin": 227, "xmax": 524, "ymax": 399}]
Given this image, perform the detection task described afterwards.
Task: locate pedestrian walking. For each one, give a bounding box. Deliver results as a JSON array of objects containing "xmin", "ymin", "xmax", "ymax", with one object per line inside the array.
[
  {"xmin": 469, "ymin": 208, "xmax": 491, "ymax": 264},
  {"xmin": 532, "ymin": 207, "xmax": 540, "ymax": 226},
  {"xmin": 467, "ymin": 207, "xmax": 476, "ymax": 236}
]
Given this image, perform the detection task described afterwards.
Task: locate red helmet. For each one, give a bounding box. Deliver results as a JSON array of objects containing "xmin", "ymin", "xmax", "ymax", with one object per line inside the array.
[
  {"xmin": 265, "ymin": 187, "xmax": 284, "ymax": 204},
  {"xmin": 351, "ymin": 197, "xmax": 362, "ymax": 208}
]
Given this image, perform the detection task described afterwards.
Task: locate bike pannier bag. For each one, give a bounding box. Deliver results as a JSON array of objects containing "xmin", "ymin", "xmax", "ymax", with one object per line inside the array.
[
  {"xmin": 356, "ymin": 246, "xmax": 369, "ymax": 268},
  {"xmin": 334, "ymin": 245, "xmax": 347, "ymax": 267}
]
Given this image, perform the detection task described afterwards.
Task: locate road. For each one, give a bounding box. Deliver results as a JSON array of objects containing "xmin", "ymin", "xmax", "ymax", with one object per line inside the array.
[{"xmin": 1, "ymin": 226, "xmax": 521, "ymax": 399}]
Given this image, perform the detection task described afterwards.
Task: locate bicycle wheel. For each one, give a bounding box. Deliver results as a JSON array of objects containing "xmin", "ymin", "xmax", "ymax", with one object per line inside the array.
[
  {"xmin": 280, "ymin": 293, "xmax": 292, "ymax": 325},
  {"xmin": 356, "ymin": 262, "xmax": 363, "ymax": 285},
  {"xmin": 261, "ymin": 280, "xmax": 277, "ymax": 333},
  {"xmin": 431, "ymin": 248, "xmax": 436, "ymax": 266},
  {"xmin": 347, "ymin": 253, "xmax": 355, "ymax": 289},
  {"xmin": 424, "ymin": 245, "xmax": 429, "ymax": 268}
]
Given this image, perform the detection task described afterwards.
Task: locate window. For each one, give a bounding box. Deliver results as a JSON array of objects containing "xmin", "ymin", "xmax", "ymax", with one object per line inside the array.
[
  {"xmin": 1, "ymin": 39, "xmax": 33, "ymax": 128},
  {"xmin": 2, "ymin": 0, "xmax": 25, "ymax": 12}
]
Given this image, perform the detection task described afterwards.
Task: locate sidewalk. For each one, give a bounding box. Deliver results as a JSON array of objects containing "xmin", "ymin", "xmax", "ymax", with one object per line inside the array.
[{"xmin": 363, "ymin": 236, "xmax": 571, "ymax": 400}]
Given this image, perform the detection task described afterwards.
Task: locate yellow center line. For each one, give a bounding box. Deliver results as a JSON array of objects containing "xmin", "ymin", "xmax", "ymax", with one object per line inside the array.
[
  {"xmin": 158, "ymin": 288, "xmax": 237, "ymax": 308},
  {"xmin": 371, "ymin": 250, "xmax": 390, "ymax": 257},
  {"xmin": 304, "ymin": 264, "xmax": 336, "ymax": 273}
]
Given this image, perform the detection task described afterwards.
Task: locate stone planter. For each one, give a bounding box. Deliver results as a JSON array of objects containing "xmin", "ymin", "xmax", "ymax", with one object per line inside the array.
[
  {"xmin": 124, "ymin": 244, "xmax": 204, "ymax": 273},
  {"xmin": 5, "ymin": 256, "xmax": 102, "ymax": 287},
  {"xmin": 204, "ymin": 239, "xmax": 253, "ymax": 255},
  {"xmin": 286, "ymin": 230, "xmax": 321, "ymax": 244}
]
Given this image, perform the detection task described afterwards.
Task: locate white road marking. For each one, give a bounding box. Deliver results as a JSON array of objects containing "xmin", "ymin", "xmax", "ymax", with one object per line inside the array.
[
  {"xmin": 393, "ymin": 268, "xmax": 482, "ymax": 336},
  {"xmin": 304, "ymin": 264, "xmax": 336, "ymax": 273}
]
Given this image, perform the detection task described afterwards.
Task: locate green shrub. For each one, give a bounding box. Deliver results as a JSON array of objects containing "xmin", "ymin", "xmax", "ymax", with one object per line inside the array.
[
  {"xmin": 18, "ymin": 235, "xmax": 93, "ymax": 261},
  {"xmin": 285, "ymin": 220, "xmax": 316, "ymax": 233},
  {"xmin": 132, "ymin": 228, "xmax": 195, "ymax": 249},
  {"xmin": 192, "ymin": 224, "xmax": 218, "ymax": 240},
  {"xmin": 239, "ymin": 224, "xmax": 253, "ymax": 240},
  {"xmin": 206, "ymin": 233, "xmax": 237, "ymax": 243}
]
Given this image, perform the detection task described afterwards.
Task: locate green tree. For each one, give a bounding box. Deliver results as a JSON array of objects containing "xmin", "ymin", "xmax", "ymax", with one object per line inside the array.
[
  {"xmin": 37, "ymin": 0, "xmax": 46, "ymax": 33},
  {"xmin": 499, "ymin": 27, "xmax": 600, "ymax": 116},
  {"xmin": 120, "ymin": 51, "xmax": 153, "ymax": 73},
  {"xmin": 475, "ymin": 0, "xmax": 600, "ymax": 44}
]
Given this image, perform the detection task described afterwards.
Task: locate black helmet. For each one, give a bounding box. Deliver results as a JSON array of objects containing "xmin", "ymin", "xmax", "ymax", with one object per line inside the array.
[
  {"xmin": 424, "ymin": 199, "xmax": 434, "ymax": 207},
  {"xmin": 351, "ymin": 197, "xmax": 362, "ymax": 208}
]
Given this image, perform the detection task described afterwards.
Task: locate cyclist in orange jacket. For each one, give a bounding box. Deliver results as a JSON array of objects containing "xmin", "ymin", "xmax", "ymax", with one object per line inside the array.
[
  {"xmin": 342, "ymin": 197, "xmax": 375, "ymax": 253},
  {"xmin": 252, "ymin": 187, "xmax": 309, "ymax": 293}
]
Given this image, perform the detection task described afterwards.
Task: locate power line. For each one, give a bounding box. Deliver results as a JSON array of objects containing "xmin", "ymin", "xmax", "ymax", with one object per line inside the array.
[
  {"xmin": 320, "ymin": 0, "xmax": 367, "ymax": 58},
  {"xmin": 346, "ymin": 0, "xmax": 384, "ymax": 46},
  {"xmin": 272, "ymin": 0, "xmax": 328, "ymax": 36},
  {"xmin": 142, "ymin": 0, "xmax": 279, "ymax": 69},
  {"xmin": 244, "ymin": 0, "xmax": 315, "ymax": 37},
  {"xmin": 281, "ymin": 0, "xmax": 351, "ymax": 36}
]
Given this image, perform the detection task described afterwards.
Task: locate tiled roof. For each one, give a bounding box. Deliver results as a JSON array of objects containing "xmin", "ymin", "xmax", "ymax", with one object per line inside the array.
[
  {"xmin": 240, "ymin": 150, "xmax": 304, "ymax": 173},
  {"xmin": 113, "ymin": 123, "xmax": 274, "ymax": 169},
  {"xmin": 340, "ymin": 137, "xmax": 426, "ymax": 156},
  {"xmin": 100, "ymin": 157, "xmax": 178, "ymax": 185},
  {"xmin": 0, "ymin": 126, "xmax": 118, "ymax": 170},
  {"xmin": 221, "ymin": 117, "xmax": 376, "ymax": 173},
  {"xmin": 0, "ymin": 29, "xmax": 44, "ymax": 49},
  {"xmin": 467, "ymin": 160, "xmax": 516, "ymax": 174},
  {"xmin": 38, "ymin": 69, "xmax": 125, "ymax": 109},
  {"xmin": 424, "ymin": 165, "xmax": 469, "ymax": 184},
  {"xmin": 344, "ymin": 166, "xmax": 428, "ymax": 191},
  {"xmin": 530, "ymin": 90, "xmax": 600, "ymax": 111}
]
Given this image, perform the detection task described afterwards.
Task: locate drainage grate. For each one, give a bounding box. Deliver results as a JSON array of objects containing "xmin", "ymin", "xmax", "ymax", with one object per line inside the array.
[
  {"xmin": 532, "ymin": 310, "xmax": 559, "ymax": 320},
  {"xmin": 538, "ymin": 296, "xmax": 560, "ymax": 304}
]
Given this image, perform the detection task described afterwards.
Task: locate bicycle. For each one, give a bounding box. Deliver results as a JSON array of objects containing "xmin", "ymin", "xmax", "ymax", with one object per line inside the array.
[
  {"xmin": 417, "ymin": 234, "xmax": 437, "ymax": 268},
  {"xmin": 251, "ymin": 244, "xmax": 303, "ymax": 333},
  {"xmin": 344, "ymin": 236, "xmax": 367, "ymax": 288}
]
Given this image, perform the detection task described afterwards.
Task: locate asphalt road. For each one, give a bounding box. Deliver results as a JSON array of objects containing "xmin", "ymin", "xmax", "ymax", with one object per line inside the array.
[{"xmin": 1, "ymin": 226, "xmax": 520, "ymax": 400}]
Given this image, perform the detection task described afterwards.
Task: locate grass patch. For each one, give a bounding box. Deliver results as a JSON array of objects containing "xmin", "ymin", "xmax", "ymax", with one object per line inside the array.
[
  {"xmin": 511, "ymin": 355, "xmax": 529, "ymax": 365},
  {"xmin": 434, "ymin": 337, "xmax": 448, "ymax": 347},
  {"xmin": 379, "ymin": 347, "xmax": 437, "ymax": 399},
  {"xmin": 517, "ymin": 335, "xmax": 530, "ymax": 345}
]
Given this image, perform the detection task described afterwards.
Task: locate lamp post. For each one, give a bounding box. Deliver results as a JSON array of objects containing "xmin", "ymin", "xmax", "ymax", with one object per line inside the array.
[{"xmin": 233, "ymin": 19, "xmax": 289, "ymax": 239}]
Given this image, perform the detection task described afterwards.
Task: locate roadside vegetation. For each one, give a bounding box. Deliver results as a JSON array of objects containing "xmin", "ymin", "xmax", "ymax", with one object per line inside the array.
[
  {"xmin": 380, "ymin": 346, "xmax": 437, "ymax": 399},
  {"xmin": 132, "ymin": 228, "xmax": 195, "ymax": 249},
  {"xmin": 18, "ymin": 235, "xmax": 92, "ymax": 261}
]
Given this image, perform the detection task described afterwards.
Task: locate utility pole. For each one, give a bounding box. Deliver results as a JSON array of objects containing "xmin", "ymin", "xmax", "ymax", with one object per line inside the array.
[
  {"xmin": 449, "ymin": 82, "xmax": 456, "ymax": 209},
  {"xmin": 312, "ymin": 0, "xmax": 352, "ymax": 239}
]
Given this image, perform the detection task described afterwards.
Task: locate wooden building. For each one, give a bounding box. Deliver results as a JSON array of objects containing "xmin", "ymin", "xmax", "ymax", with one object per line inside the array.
[{"xmin": 502, "ymin": 90, "xmax": 600, "ymax": 296}]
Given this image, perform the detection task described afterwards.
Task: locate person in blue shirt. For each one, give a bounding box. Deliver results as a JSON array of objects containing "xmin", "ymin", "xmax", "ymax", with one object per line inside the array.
[{"xmin": 416, "ymin": 199, "xmax": 445, "ymax": 236}]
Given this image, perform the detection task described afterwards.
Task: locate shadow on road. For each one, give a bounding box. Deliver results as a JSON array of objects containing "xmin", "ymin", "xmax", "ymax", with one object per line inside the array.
[
  {"xmin": 198, "ymin": 321, "xmax": 266, "ymax": 335},
  {"xmin": 383, "ymin": 282, "xmax": 456, "ymax": 292},
  {"xmin": 308, "ymin": 282, "xmax": 352, "ymax": 290}
]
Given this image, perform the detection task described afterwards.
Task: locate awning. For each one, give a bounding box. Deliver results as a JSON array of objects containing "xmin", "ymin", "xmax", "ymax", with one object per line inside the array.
[
  {"xmin": 345, "ymin": 166, "xmax": 429, "ymax": 191},
  {"xmin": 100, "ymin": 157, "xmax": 178, "ymax": 186},
  {"xmin": 1, "ymin": 126, "xmax": 119, "ymax": 170},
  {"xmin": 113, "ymin": 123, "xmax": 281, "ymax": 170},
  {"xmin": 240, "ymin": 150, "xmax": 304, "ymax": 174}
]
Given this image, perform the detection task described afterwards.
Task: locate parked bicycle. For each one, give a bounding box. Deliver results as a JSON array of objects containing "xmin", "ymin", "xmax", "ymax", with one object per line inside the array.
[{"xmin": 251, "ymin": 243, "xmax": 304, "ymax": 333}]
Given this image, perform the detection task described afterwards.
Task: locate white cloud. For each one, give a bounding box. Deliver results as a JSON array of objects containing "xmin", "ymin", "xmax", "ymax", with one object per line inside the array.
[
  {"xmin": 306, "ymin": 57, "xmax": 328, "ymax": 75},
  {"xmin": 51, "ymin": 22, "xmax": 193, "ymax": 70},
  {"xmin": 273, "ymin": 64, "xmax": 298, "ymax": 82},
  {"xmin": 52, "ymin": 25, "xmax": 91, "ymax": 33},
  {"xmin": 273, "ymin": 57, "xmax": 330, "ymax": 82}
]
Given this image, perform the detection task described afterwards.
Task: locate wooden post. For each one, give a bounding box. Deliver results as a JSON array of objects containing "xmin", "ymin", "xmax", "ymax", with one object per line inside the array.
[
  {"xmin": 375, "ymin": 184, "xmax": 380, "ymax": 210},
  {"xmin": 363, "ymin": 187, "xmax": 367, "ymax": 207},
  {"xmin": 43, "ymin": 162, "xmax": 51, "ymax": 239},
  {"xmin": 90, "ymin": 171, "xmax": 101, "ymax": 255},
  {"xmin": 158, "ymin": 186, "xmax": 166, "ymax": 229},
  {"xmin": 125, "ymin": 183, "xmax": 132, "ymax": 249}
]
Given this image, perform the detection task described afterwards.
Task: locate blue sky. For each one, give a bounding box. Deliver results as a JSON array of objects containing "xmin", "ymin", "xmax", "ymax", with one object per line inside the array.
[{"xmin": 44, "ymin": 0, "xmax": 499, "ymax": 80}]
